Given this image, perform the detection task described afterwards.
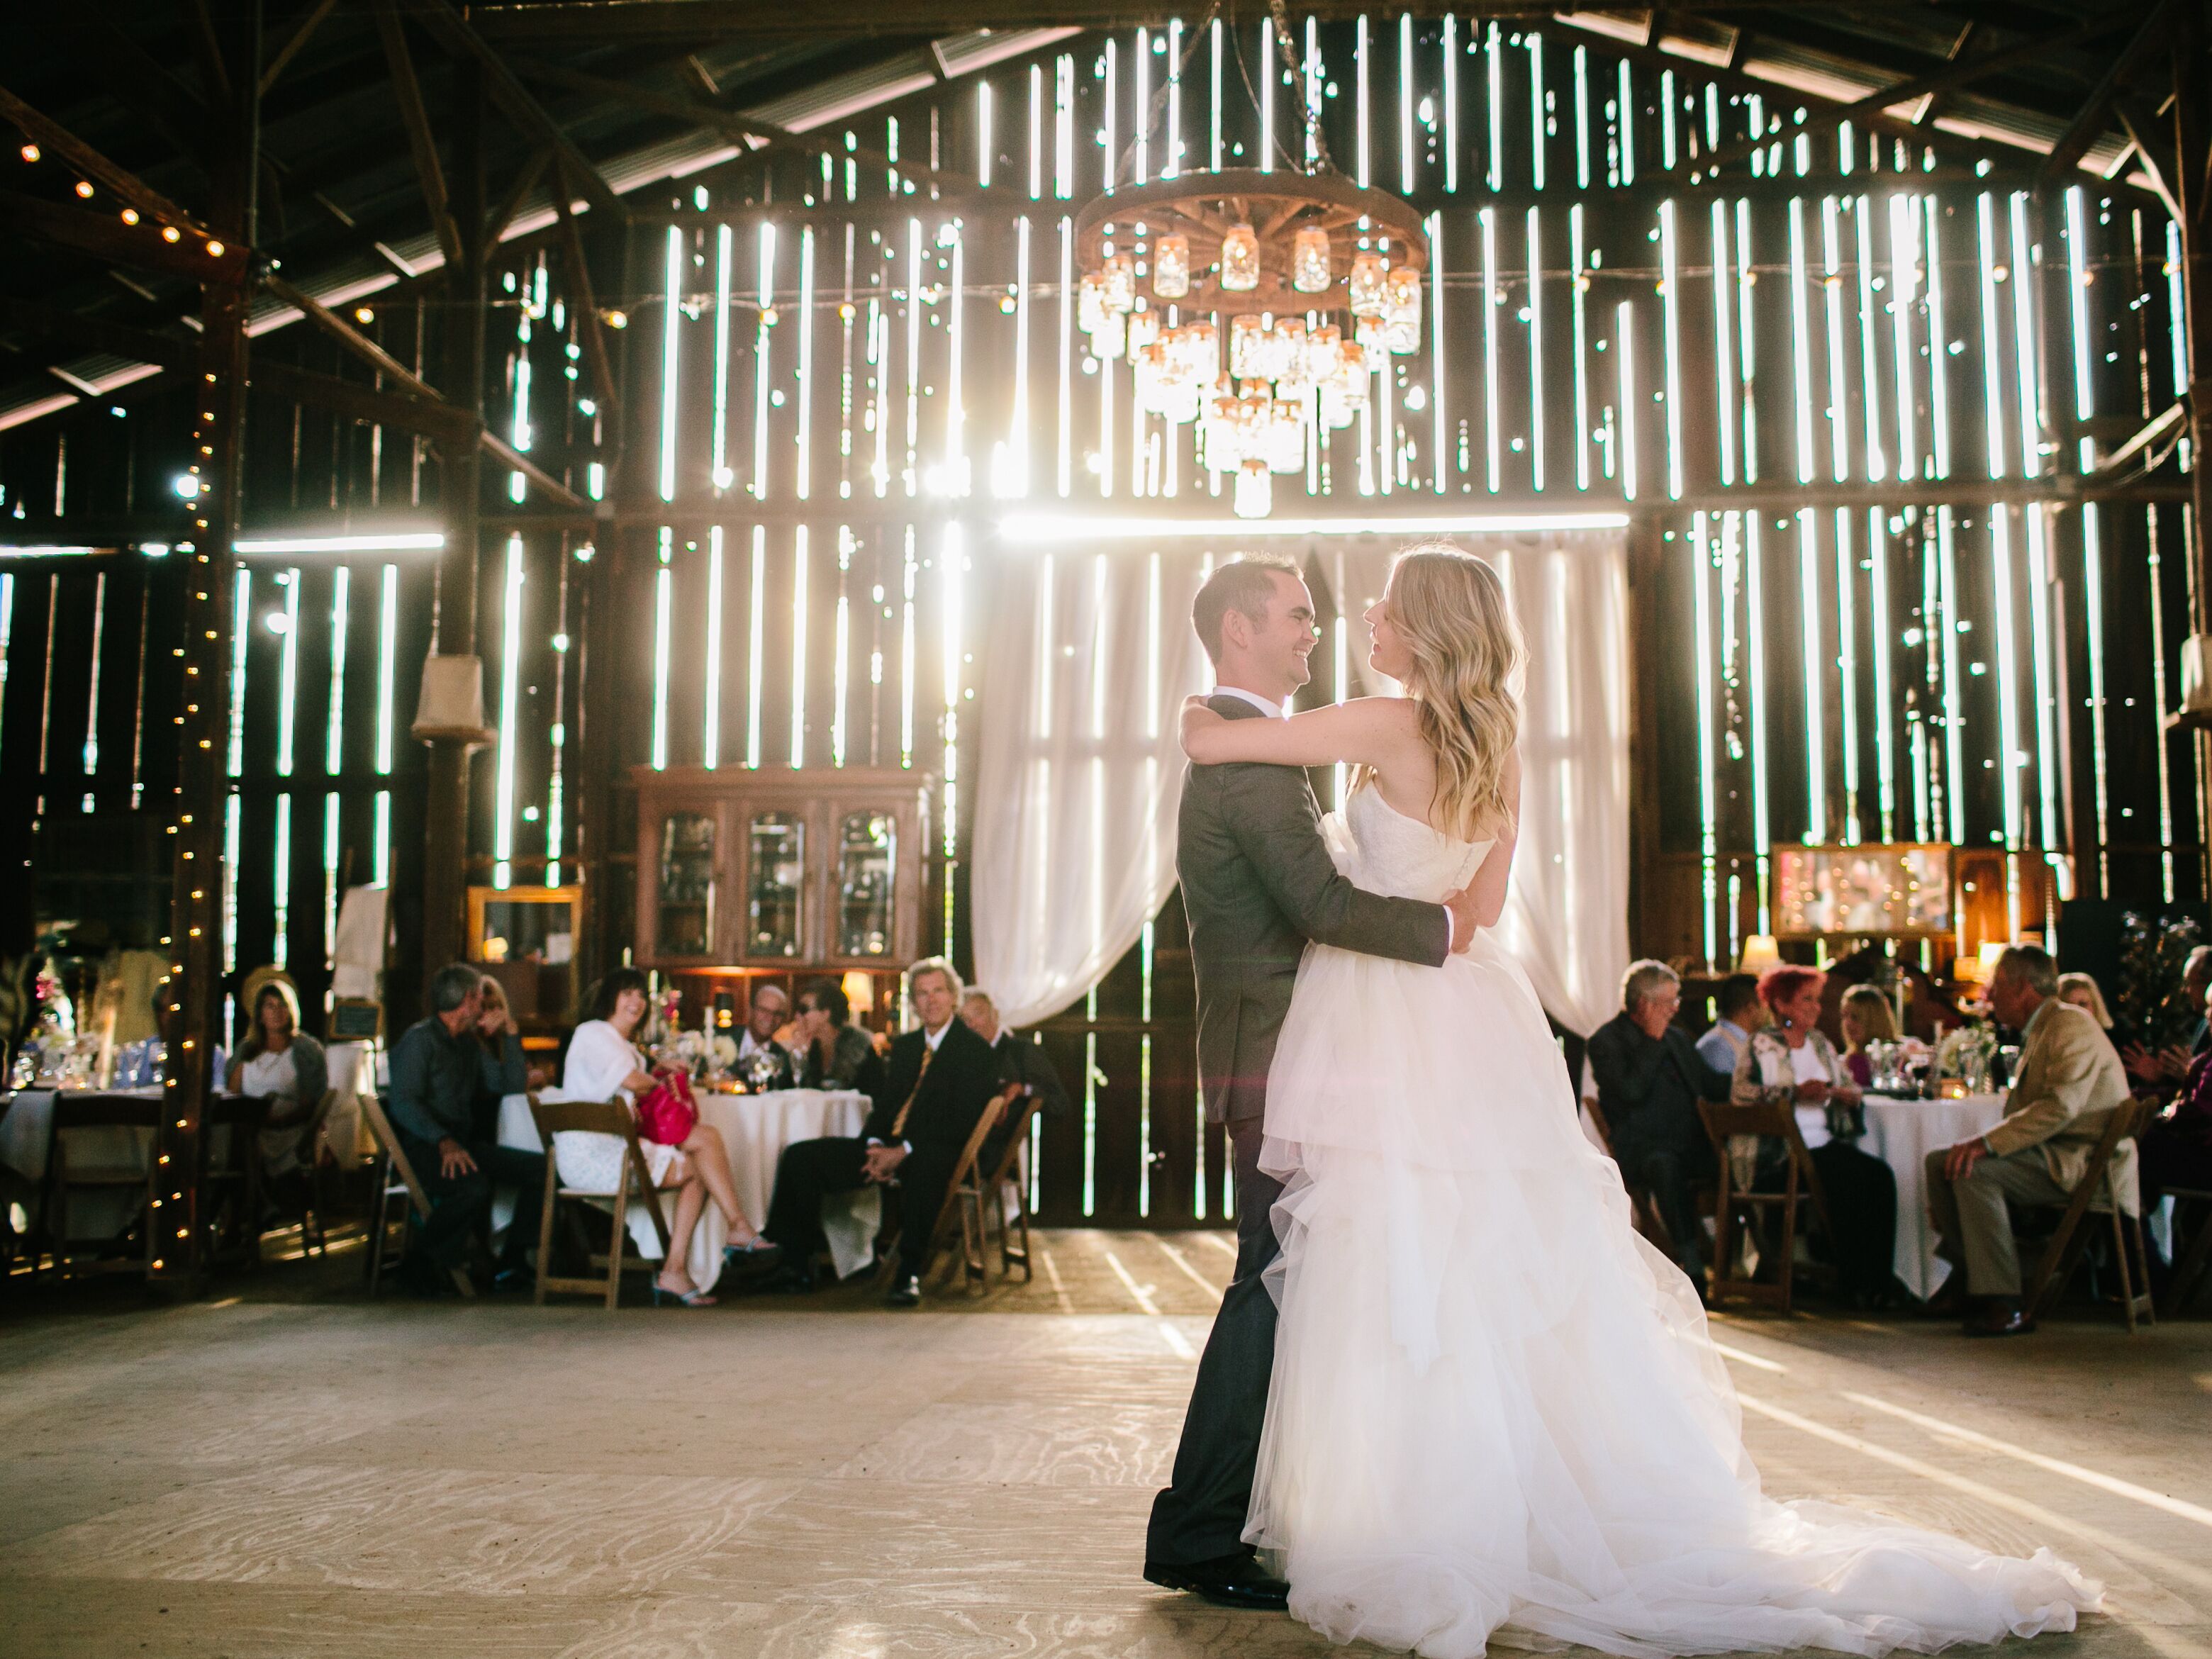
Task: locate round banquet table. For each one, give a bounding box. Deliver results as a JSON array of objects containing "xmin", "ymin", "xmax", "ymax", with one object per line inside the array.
[
  {"xmin": 0, "ymin": 1088, "xmax": 164, "ymax": 1243},
  {"xmin": 496, "ymin": 1086, "xmax": 875, "ymax": 1292},
  {"xmin": 1860, "ymin": 1092, "xmax": 2008, "ymax": 1300}
]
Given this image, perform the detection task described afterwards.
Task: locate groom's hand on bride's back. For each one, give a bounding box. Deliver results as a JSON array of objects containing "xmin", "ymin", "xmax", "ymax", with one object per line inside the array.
[{"xmin": 1444, "ymin": 886, "xmax": 1480, "ymax": 953}]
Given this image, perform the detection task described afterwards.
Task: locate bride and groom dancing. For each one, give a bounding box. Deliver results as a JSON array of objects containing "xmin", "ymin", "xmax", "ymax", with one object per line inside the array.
[{"xmin": 1140, "ymin": 545, "xmax": 2097, "ymax": 1657}]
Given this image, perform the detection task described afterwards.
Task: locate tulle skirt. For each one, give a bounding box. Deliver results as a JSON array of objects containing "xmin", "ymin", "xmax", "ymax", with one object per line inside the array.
[{"xmin": 1245, "ymin": 930, "xmax": 2098, "ymax": 1658}]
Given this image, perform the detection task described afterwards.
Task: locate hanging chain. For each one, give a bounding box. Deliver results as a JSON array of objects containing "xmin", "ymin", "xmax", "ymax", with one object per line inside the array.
[
  {"xmin": 1266, "ymin": 0, "xmax": 1334, "ymax": 177},
  {"xmin": 1110, "ymin": 0, "xmax": 1222, "ymax": 189}
]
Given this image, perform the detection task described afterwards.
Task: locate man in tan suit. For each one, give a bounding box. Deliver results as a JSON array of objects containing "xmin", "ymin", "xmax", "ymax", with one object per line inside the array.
[{"xmin": 1925, "ymin": 944, "xmax": 2136, "ymax": 1336}]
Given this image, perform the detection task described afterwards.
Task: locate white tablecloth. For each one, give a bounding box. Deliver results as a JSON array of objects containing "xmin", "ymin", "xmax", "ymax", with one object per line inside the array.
[
  {"xmin": 1861, "ymin": 1093, "xmax": 2009, "ymax": 1300},
  {"xmin": 494, "ymin": 1087, "xmax": 877, "ymax": 1293},
  {"xmin": 321, "ymin": 1043, "xmax": 380, "ymax": 1164},
  {"xmin": 0, "ymin": 1088, "xmax": 162, "ymax": 1241},
  {"xmin": 694, "ymin": 1088, "xmax": 876, "ymax": 1280}
]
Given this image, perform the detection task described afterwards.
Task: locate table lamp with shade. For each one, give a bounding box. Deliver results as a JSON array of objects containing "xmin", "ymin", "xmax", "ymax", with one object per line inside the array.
[{"xmin": 1738, "ymin": 936, "xmax": 1782, "ymax": 976}]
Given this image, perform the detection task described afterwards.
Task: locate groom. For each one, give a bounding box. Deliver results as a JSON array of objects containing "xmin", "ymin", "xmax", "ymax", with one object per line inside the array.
[{"xmin": 1144, "ymin": 556, "xmax": 1478, "ymax": 1609}]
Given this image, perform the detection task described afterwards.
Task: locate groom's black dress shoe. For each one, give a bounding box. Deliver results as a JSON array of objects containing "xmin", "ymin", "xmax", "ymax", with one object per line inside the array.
[{"xmin": 1143, "ymin": 1551, "xmax": 1290, "ymax": 1611}]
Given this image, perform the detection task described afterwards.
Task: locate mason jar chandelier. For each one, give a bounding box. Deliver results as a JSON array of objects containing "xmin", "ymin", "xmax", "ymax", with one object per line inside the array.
[{"xmin": 1073, "ymin": 171, "xmax": 1429, "ymax": 518}]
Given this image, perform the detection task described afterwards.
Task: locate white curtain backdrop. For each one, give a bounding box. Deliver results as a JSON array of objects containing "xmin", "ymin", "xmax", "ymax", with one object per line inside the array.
[
  {"xmin": 971, "ymin": 548, "xmax": 1215, "ymax": 1027},
  {"xmin": 972, "ymin": 527, "xmax": 1631, "ymax": 1039},
  {"xmin": 1322, "ymin": 528, "xmax": 1631, "ymax": 1036}
]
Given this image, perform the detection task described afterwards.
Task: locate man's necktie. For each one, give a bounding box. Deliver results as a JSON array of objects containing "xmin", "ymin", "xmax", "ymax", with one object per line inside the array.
[{"xmin": 889, "ymin": 1044, "xmax": 934, "ymax": 1139}]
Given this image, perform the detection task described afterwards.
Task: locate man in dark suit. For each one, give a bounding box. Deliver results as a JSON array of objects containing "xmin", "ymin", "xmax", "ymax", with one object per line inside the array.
[
  {"xmin": 1144, "ymin": 556, "xmax": 1479, "ymax": 1612},
  {"xmin": 960, "ymin": 989, "xmax": 1074, "ymax": 1149},
  {"xmin": 761, "ymin": 956, "xmax": 1004, "ymax": 1306},
  {"xmin": 1586, "ymin": 959, "xmax": 1733, "ymax": 1290}
]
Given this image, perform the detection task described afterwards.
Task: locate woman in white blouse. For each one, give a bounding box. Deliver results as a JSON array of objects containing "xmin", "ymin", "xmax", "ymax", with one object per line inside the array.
[
  {"xmin": 1731, "ymin": 965, "xmax": 1899, "ymax": 1306},
  {"xmin": 562, "ymin": 968, "xmax": 779, "ymax": 1305}
]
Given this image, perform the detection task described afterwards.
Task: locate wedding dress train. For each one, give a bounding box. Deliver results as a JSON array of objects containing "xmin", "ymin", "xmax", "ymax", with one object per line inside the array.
[{"xmin": 1245, "ymin": 786, "xmax": 2097, "ymax": 1658}]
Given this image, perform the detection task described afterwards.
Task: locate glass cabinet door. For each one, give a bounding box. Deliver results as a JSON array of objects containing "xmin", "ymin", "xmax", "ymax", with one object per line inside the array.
[
  {"xmin": 835, "ymin": 811, "xmax": 898, "ymax": 958},
  {"xmin": 657, "ymin": 813, "xmax": 717, "ymax": 956},
  {"xmin": 747, "ymin": 812, "xmax": 806, "ymax": 958}
]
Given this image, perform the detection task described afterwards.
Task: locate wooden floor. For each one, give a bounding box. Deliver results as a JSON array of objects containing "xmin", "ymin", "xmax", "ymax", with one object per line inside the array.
[{"xmin": 2, "ymin": 1230, "xmax": 2208, "ymax": 1659}]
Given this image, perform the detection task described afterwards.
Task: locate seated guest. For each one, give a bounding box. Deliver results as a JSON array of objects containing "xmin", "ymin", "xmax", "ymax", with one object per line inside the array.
[
  {"xmin": 734, "ymin": 982, "xmax": 800, "ymax": 1090},
  {"xmin": 2138, "ymin": 980, "xmax": 2212, "ymax": 1276},
  {"xmin": 795, "ymin": 979, "xmax": 884, "ymax": 1095},
  {"xmin": 1587, "ymin": 960, "xmax": 1731, "ymax": 1291},
  {"xmin": 2056, "ymin": 971, "xmax": 2130, "ymax": 1059},
  {"xmin": 2124, "ymin": 944, "xmax": 2212, "ymax": 1089},
  {"xmin": 471, "ymin": 976, "xmax": 530, "ymax": 1140},
  {"xmin": 563, "ymin": 968, "xmax": 779, "ymax": 1305},
  {"xmin": 762, "ymin": 956, "xmax": 1005, "ymax": 1307},
  {"xmin": 386, "ymin": 964, "xmax": 547, "ymax": 1294},
  {"xmin": 226, "ymin": 979, "xmax": 328, "ymax": 1217},
  {"xmin": 1926, "ymin": 944, "xmax": 2136, "ymax": 1336},
  {"xmin": 1694, "ymin": 973, "xmax": 1765, "ymax": 1078},
  {"xmin": 961, "ymin": 988, "xmax": 1073, "ymax": 1136},
  {"xmin": 1837, "ymin": 985, "xmax": 1899, "ymax": 1088},
  {"xmin": 1734, "ymin": 968, "xmax": 1899, "ymax": 1306}
]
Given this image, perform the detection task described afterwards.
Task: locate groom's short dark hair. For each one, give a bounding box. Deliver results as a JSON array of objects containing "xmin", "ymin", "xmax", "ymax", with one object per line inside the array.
[{"xmin": 1193, "ymin": 554, "xmax": 1302, "ymax": 662}]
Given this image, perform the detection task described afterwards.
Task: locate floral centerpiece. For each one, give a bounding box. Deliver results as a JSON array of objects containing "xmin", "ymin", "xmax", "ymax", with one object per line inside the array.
[{"xmin": 1931, "ymin": 1019, "xmax": 1999, "ymax": 1093}]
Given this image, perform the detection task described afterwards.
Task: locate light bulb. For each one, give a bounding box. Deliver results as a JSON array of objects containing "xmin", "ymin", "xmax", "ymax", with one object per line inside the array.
[
  {"xmin": 1154, "ymin": 234, "xmax": 1190, "ymax": 298},
  {"xmin": 1220, "ymin": 223, "xmax": 1260, "ymax": 292}
]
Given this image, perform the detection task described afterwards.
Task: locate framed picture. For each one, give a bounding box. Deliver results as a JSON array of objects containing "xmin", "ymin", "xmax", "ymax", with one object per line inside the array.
[{"xmin": 1772, "ymin": 844, "xmax": 1952, "ymax": 937}]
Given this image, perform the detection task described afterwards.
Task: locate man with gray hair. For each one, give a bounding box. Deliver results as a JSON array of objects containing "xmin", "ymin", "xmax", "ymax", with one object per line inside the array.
[
  {"xmin": 386, "ymin": 963, "xmax": 547, "ymax": 1294},
  {"xmin": 1926, "ymin": 943, "xmax": 2135, "ymax": 1336},
  {"xmin": 1585, "ymin": 959, "xmax": 1733, "ymax": 1292}
]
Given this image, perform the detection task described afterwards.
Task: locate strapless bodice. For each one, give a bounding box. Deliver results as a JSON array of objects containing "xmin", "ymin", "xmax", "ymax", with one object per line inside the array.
[{"xmin": 1330, "ymin": 784, "xmax": 1492, "ymax": 903}]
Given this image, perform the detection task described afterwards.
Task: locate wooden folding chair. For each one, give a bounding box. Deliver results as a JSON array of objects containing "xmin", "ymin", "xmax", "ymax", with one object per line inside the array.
[
  {"xmin": 1698, "ymin": 1099, "xmax": 1836, "ymax": 1313},
  {"xmin": 294, "ymin": 1089, "xmax": 339, "ymax": 1257},
  {"xmin": 874, "ymin": 1090, "xmax": 1013, "ymax": 1297},
  {"xmin": 358, "ymin": 1094, "xmax": 474, "ymax": 1298},
  {"xmin": 44, "ymin": 1093, "xmax": 161, "ymax": 1280},
  {"xmin": 196, "ymin": 1093, "xmax": 267, "ymax": 1272},
  {"xmin": 981, "ymin": 1091, "xmax": 1044, "ymax": 1283},
  {"xmin": 2022, "ymin": 1100, "xmax": 2155, "ymax": 1332},
  {"xmin": 527, "ymin": 1099, "xmax": 676, "ymax": 1310},
  {"xmin": 2162, "ymin": 1187, "xmax": 2212, "ymax": 1317}
]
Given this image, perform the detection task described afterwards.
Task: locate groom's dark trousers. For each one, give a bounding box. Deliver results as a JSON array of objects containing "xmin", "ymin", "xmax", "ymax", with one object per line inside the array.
[{"xmin": 1146, "ymin": 693, "xmax": 1451, "ymax": 1568}]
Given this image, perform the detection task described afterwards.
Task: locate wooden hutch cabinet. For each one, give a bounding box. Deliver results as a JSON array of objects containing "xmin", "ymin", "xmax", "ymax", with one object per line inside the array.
[{"xmin": 630, "ymin": 766, "xmax": 937, "ymax": 974}]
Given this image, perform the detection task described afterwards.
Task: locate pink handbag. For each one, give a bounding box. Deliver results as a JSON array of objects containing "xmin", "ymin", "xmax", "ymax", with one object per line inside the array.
[{"xmin": 634, "ymin": 1066, "xmax": 699, "ymax": 1146}]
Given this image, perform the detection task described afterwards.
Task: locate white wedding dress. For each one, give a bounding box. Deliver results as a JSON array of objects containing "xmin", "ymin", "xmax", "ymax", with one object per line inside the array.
[{"xmin": 1245, "ymin": 786, "xmax": 2098, "ymax": 1658}]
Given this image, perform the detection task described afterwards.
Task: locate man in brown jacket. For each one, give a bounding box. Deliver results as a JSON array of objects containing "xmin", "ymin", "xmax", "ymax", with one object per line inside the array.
[{"xmin": 1925, "ymin": 944, "xmax": 2136, "ymax": 1336}]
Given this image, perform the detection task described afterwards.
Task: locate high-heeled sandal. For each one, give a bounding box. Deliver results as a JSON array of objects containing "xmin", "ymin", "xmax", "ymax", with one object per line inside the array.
[
  {"xmin": 652, "ymin": 1279, "xmax": 717, "ymax": 1307},
  {"xmin": 723, "ymin": 1238, "xmax": 784, "ymax": 1272}
]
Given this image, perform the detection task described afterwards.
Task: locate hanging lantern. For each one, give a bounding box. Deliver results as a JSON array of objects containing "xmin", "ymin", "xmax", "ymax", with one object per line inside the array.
[
  {"xmin": 1134, "ymin": 342, "xmax": 1168, "ymax": 413},
  {"xmin": 1234, "ymin": 457, "xmax": 1273, "ymax": 518},
  {"xmin": 1221, "ymin": 223, "xmax": 1261, "ymax": 292},
  {"xmin": 1093, "ymin": 310, "xmax": 1127, "ymax": 360},
  {"xmin": 1101, "ymin": 253, "xmax": 1137, "ymax": 313},
  {"xmin": 1383, "ymin": 267, "xmax": 1423, "ymax": 354},
  {"xmin": 1305, "ymin": 324, "xmax": 1343, "ymax": 384},
  {"xmin": 1229, "ymin": 314, "xmax": 1267, "ymax": 379},
  {"xmin": 1266, "ymin": 399, "xmax": 1307, "ymax": 472},
  {"xmin": 1292, "ymin": 225, "xmax": 1333, "ymax": 294},
  {"xmin": 1128, "ymin": 308, "xmax": 1161, "ymax": 354},
  {"xmin": 1077, "ymin": 271, "xmax": 1108, "ymax": 337},
  {"xmin": 1354, "ymin": 313, "xmax": 1385, "ymax": 352},
  {"xmin": 1154, "ymin": 234, "xmax": 1190, "ymax": 298},
  {"xmin": 1348, "ymin": 251, "xmax": 1389, "ymax": 319},
  {"xmin": 1271, "ymin": 319, "xmax": 1310, "ymax": 391},
  {"xmin": 1176, "ymin": 320, "xmax": 1219, "ymax": 379}
]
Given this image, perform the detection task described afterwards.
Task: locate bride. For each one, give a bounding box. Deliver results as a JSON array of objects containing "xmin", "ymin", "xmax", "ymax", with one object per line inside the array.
[{"xmin": 1178, "ymin": 544, "xmax": 2096, "ymax": 1659}]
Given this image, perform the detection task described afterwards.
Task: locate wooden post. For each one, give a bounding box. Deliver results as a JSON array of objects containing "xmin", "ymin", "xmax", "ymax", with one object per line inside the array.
[
  {"xmin": 419, "ymin": 59, "xmax": 488, "ymax": 986},
  {"xmin": 152, "ymin": 0, "xmax": 259, "ymax": 1288}
]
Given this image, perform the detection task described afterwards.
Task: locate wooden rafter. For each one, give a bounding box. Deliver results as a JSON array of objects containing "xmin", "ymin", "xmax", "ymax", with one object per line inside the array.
[
  {"xmin": 252, "ymin": 359, "xmax": 478, "ymax": 447},
  {"xmin": 0, "ymin": 85, "xmax": 216, "ymax": 239},
  {"xmin": 550, "ymin": 158, "xmax": 621, "ymax": 420},
  {"xmin": 183, "ymin": 0, "xmax": 233, "ymax": 106},
  {"xmin": 508, "ymin": 55, "xmax": 985, "ymax": 201},
  {"xmin": 2039, "ymin": 0, "xmax": 2187, "ymax": 186},
  {"xmin": 261, "ymin": 0, "xmax": 340, "ymax": 96},
  {"xmin": 2, "ymin": 188, "xmax": 247, "ymax": 281},
  {"xmin": 375, "ymin": 1, "xmax": 465, "ymax": 272},
  {"xmin": 484, "ymin": 145, "xmax": 552, "ymax": 247},
  {"xmin": 2114, "ymin": 96, "xmax": 2184, "ymax": 225},
  {"xmin": 1697, "ymin": 12, "xmax": 2138, "ymax": 177},
  {"xmin": 391, "ymin": 0, "xmax": 627, "ymax": 222},
  {"xmin": 0, "ymin": 298, "xmax": 191, "ymax": 373}
]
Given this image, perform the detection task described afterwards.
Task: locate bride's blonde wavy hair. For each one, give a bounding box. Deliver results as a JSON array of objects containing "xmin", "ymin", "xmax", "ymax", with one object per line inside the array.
[{"xmin": 1365, "ymin": 543, "xmax": 1524, "ymax": 839}]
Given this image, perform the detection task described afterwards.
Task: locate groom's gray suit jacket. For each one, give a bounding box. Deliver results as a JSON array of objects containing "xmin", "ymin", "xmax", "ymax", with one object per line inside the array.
[{"xmin": 1178, "ymin": 695, "xmax": 1451, "ymax": 1127}]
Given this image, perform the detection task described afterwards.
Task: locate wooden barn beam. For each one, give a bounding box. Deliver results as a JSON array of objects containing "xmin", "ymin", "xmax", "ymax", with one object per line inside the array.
[
  {"xmin": 0, "ymin": 298, "xmax": 193, "ymax": 373},
  {"xmin": 508, "ymin": 55, "xmax": 986, "ymax": 201},
  {"xmin": 484, "ymin": 145, "xmax": 552, "ymax": 247},
  {"xmin": 391, "ymin": 0, "xmax": 627, "ymax": 222},
  {"xmin": 374, "ymin": 0, "xmax": 467, "ymax": 271},
  {"xmin": 260, "ymin": 0, "xmax": 338, "ymax": 96},
  {"xmin": 2113, "ymin": 96, "xmax": 2183, "ymax": 226},
  {"xmin": 550, "ymin": 158, "xmax": 622, "ymax": 432},
  {"xmin": 1697, "ymin": 13, "xmax": 2135, "ymax": 177},
  {"xmin": 2039, "ymin": 0, "xmax": 2186, "ymax": 187},
  {"xmin": 156, "ymin": 0, "xmax": 259, "ymax": 1296},
  {"xmin": 0, "ymin": 85, "xmax": 217, "ymax": 240},
  {"xmin": 251, "ymin": 360, "xmax": 478, "ymax": 445},
  {"xmin": 1, "ymin": 190, "xmax": 250, "ymax": 283}
]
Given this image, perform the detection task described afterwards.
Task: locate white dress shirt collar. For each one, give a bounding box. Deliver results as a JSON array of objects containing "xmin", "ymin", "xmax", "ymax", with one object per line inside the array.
[
  {"xmin": 923, "ymin": 1019, "xmax": 954, "ymax": 1051},
  {"xmin": 1212, "ymin": 683, "xmax": 1287, "ymax": 720}
]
